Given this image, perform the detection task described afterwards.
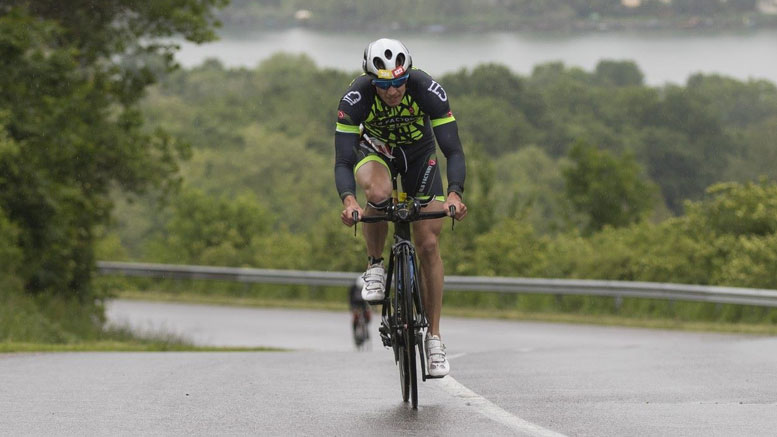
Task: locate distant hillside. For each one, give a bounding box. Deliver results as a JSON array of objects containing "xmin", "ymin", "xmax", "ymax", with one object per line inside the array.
[{"xmin": 216, "ymin": 0, "xmax": 777, "ymax": 34}]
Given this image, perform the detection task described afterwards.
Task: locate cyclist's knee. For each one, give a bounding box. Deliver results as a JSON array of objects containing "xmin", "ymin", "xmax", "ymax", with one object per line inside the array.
[
  {"xmin": 357, "ymin": 165, "xmax": 391, "ymax": 202},
  {"xmin": 364, "ymin": 186, "xmax": 392, "ymax": 204},
  {"xmin": 414, "ymin": 233, "xmax": 440, "ymax": 258}
]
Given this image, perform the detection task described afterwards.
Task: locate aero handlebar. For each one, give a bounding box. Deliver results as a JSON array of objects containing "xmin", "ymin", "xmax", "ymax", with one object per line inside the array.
[{"xmin": 352, "ymin": 203, "xmax": 456, "ymax": 233}]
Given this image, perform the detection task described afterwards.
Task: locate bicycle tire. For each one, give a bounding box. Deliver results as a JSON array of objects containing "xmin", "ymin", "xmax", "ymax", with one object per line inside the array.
[
  {"xmin": 400, "ymin": 247, "xmax": 418, "ymax": 408},
  {"xmin": 395, "ymin": 255, "xmax": 410, "ymax": 402}
]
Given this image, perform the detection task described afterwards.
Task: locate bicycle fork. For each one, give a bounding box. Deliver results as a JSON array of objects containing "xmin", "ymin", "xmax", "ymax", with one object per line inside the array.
[{"xmin": 378, "ymin": 241, "xmax": 430, "ymax": 360}]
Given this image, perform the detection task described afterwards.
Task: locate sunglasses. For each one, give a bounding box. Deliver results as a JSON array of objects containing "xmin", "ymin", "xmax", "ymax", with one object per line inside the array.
[{"xmin": 372, "ymin": 74, "xmax": 410, "ymax": 90}]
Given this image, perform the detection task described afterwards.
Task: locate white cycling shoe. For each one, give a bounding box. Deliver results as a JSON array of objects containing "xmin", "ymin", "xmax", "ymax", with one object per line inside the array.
[
  {"xmin": 360, "ymin": 262, "xmax": 386, "ymax": 302},
  {"xmin": 425, "ymin": 334, "xmax": 450, "ymax": 377}
]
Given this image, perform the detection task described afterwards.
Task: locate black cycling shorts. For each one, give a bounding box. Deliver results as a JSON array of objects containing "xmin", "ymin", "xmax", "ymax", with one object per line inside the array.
[{"xmin": 353, "ymin": 140, "xmax": 444, "ymax": 202}]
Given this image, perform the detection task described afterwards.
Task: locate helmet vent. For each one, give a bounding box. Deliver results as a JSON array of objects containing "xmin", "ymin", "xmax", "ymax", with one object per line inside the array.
[
  {"xmin": 384, "ymin": 49, "xmax": 393, "ymax": 60},
  {"xmin": 372, "ymin": 58, "xmax": 385, "ymax": 70},
  {"xmin": 396, "ymin": 54, "xmax": 405, "ymax": 68}
]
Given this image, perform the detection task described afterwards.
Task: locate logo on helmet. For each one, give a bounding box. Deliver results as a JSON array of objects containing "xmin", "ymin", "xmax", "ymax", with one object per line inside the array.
[
  {"xmin": 376, "ymin": 70, "xmax": 393, "ymax": 79},
  {"xmin": 392, "ymin": 66, "xmax": 406, "ymax": 78}
]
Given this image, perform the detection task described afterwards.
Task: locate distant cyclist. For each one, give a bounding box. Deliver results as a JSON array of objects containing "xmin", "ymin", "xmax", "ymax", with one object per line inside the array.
[
  {"xmin": 334, "ymin": 38, "xmax": 467, "ymax": 376},
  {"xmin": 349, "ymin": 276, "xmax": 371, "ymax": 349}
]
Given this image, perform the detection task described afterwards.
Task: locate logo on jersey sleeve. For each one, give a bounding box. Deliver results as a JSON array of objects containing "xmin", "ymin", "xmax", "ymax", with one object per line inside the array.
[
  {"xmin": 342, "ymin": 91, "xmax": 362, "ymax": 106},
  {"xmin": 338, "ymin": 110, "xmax": 345, "ymax": 119},
  {"xmin": 427, "ymin": 80, "xmax": 447, "ymax": 102}
]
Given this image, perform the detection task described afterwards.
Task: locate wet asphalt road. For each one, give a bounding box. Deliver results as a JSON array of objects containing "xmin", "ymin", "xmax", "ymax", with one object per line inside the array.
[{"xmin": 1, "ymin": 299, "xmax": 776, "ymax": 436}]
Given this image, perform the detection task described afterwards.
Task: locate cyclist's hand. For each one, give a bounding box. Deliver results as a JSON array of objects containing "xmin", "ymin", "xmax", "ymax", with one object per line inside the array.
[
  {"xmin": 443, "ymin": 192, "xmax": 467, "ymax": 220},
  {"xmin": 341, "ymin": 195, "xmax": 364, "ymax": 226}
]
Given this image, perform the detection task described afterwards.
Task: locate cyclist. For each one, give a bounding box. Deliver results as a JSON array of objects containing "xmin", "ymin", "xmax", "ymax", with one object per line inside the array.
[
  {"xmin": 349, "ymin": 276, "xmax": 371, "ymax": 349},
  {"xmin": 334, "ymin": 38, "xmax": 467, "ymax": 377}
]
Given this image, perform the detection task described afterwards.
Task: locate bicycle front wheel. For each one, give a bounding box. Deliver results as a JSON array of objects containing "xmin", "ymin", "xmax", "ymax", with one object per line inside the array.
[{"xmin": 399, "ymin": 247, "xmax": 418, "ymax": 408}]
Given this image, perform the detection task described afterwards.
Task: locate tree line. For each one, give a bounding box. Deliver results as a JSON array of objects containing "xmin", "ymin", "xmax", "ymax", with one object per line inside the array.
[{"xmin": 102, "ymin": 53, "xmax": 777, "ymax": 295}]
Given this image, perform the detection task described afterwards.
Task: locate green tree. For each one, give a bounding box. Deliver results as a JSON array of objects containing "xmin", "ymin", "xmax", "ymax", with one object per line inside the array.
[
  {"xmin": 147, "ymin": 189, "xmax": 271, "ymax": 266},
  {"xmin": 731, "ymin": 116, "xmax": 777, "ymax": 181},
  {"xmin": 594, "ymin": 60, "xmax": 644, "ymax": 87},
  {"xmin": 687, "ymin": 179, "xmax": 777, "ymax": 237},
  {"xmin": 563, "ymin": 141, "xmax": 656, "ymax": 233},
  {"xmin": 686, "ymin": 74, "xmax": 777, "ymax": 128},
  {"xmin": 0, "ymin": 203, "xmax": 22, "ymax": 292},
  {"xmin": 716, "ymin": 234, "xmax": 777, "ymax": 289},
  {"xmin": 490, "ymin": 146, "xmax": 573, "ymax": 234},
  {"xmin": 0, "ymin": 2, "xmax": 226, "ymax": 301},
  {"xmin": 453, "ymin": 96, "xmax": 533, "ymax": 156},
  {"xmin": 471, "ymin": 218, "xmax": 548, "ymax": 277}
]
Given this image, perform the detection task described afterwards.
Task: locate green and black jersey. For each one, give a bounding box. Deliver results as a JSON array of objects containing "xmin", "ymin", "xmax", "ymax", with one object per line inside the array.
[{"xmin": 334, "ymin": 68, "xmax": 466, "ymax": 201}]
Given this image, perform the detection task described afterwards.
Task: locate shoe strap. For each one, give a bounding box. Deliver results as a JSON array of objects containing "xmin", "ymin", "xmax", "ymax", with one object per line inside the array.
[
  {"xmin": 364, "ymin": 271, "xmax": 384, "ymax": 282},
  {"xmin": 426, "ymin": 338, "xmax": 446, "ymax": 362}
]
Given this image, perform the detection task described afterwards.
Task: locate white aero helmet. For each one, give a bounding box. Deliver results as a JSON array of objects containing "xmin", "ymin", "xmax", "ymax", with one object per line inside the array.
[{"xmin": 362, "ymin": 38, "xmax": 413, "ymax": 80}]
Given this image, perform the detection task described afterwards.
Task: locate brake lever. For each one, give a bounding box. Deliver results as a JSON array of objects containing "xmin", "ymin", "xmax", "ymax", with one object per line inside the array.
[
  {"xmin": 449, "ymin": 205, "xmax": 456, "ymax": 231},
  {"xmin": 352, "ymin": 211, "xmax": 359, "ymax": 237}
]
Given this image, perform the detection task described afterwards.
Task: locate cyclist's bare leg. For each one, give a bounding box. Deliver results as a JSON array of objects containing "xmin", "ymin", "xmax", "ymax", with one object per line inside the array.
[
  {"xmin": 355, "ymin": 161, "xmax": 392, "ymax": 260},
  {"xmin": 412, "ymin": 200, "xmax": 445, "ymax": 337}
]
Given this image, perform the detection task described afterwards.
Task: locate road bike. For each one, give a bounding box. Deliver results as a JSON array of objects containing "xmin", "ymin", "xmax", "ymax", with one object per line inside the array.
[{"xmin": 355, "ymin": 191, "xmax": 454, "ymax": 409}]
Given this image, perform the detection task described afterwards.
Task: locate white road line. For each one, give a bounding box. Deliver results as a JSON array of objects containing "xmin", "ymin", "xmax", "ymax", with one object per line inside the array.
[{"xmin": 438, "ymin": 376, "xmax": 568, "ymax": 437}]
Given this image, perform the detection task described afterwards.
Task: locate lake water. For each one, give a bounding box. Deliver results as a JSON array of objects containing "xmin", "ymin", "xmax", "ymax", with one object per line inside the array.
[{"xmin": 175, "ymin": 28, "xmax": 777, "ymax": 86}]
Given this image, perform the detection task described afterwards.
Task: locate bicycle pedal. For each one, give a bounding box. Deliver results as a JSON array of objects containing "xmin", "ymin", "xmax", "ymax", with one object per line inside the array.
[
  {"xmin": 380, "ymin": 333, "xmax": 392, "ymax": 347},
  {"xmin": 378, "ymin": 325, "xmax": 392, "ymax": 347}
]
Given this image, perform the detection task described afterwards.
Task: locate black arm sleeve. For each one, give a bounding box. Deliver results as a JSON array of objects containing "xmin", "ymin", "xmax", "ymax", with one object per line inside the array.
[
  {"xmin": 334, "ymin": 131, "xmax": 360, "ymax": 201},
  {"xmin": 433, "ymin": 121, "xmax": 466, "ymax": 196}
]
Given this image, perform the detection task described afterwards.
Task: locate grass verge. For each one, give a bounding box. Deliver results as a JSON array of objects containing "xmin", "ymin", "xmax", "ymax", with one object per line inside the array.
[
  {"xmin": 442, "ymin": 307, "xmax": 777, "ymax": 335},
  {"xmin": 0, "ymin": 289, "xmax": 289, "ymax": 353}
]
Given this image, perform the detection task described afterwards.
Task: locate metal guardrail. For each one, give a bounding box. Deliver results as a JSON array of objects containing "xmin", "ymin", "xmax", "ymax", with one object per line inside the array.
[{"xmin": 96, "ymin": 261, "xmax": 777, "ymax": 307}]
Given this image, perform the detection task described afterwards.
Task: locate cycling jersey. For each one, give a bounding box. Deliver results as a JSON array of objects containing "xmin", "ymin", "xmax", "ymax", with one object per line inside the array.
[{"xmin": 334, "ymin": 68, "xmax": 466, "ymax": 201}]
